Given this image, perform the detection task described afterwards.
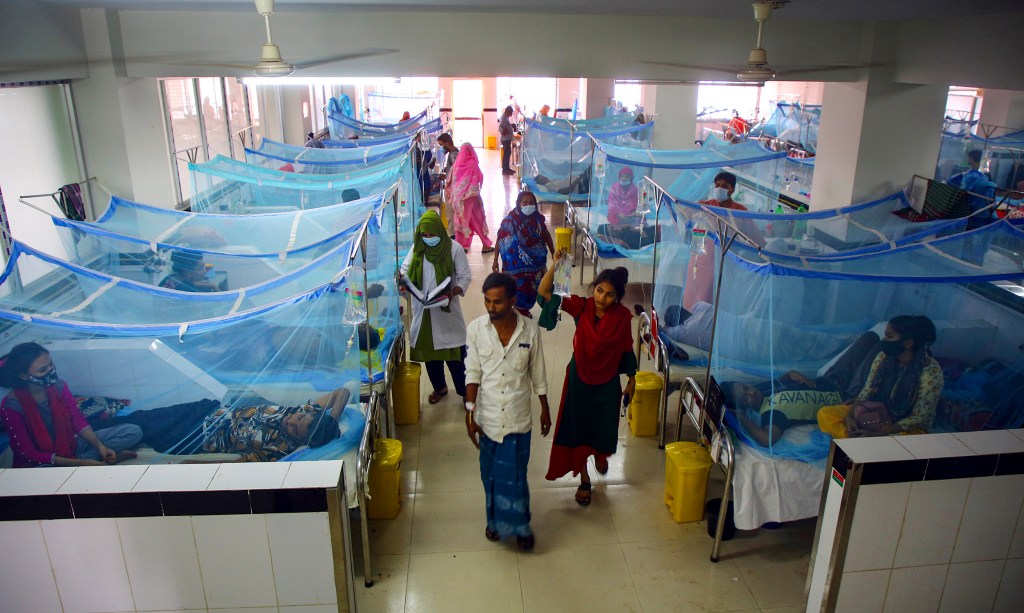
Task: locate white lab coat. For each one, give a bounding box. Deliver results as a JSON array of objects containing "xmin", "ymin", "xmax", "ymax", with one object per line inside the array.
[{"xmin": 401, "ymin": 244, "xmax": 472, "ymax": 350}]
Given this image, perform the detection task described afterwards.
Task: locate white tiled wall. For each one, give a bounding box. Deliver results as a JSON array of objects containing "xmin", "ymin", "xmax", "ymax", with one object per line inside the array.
[
  {"xmin": 808, "ymin": 433, "xmax": 1024, "ymax": 613},
  {"xmin": 0, "ymin": 463, "xmax": 343, "ymax": 613}
]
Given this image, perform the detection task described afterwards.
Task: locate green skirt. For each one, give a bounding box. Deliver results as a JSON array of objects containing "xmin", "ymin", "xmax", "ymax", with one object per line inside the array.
[{"xmin": 410, "ymin": 310, "xmax": 462, "ymax": 362}]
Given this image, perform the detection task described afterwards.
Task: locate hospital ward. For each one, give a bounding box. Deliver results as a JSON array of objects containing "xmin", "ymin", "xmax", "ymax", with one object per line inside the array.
[{"xmin": 1, "ymin": 1, "xmax": 1024, "ymax": 612}]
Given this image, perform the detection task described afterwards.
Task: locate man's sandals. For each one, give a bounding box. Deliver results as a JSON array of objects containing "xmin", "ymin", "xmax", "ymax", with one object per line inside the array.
[
  {"xmin": 427, "ymin": 387, "xmax": 448, "ymax": 404},
  {"xmin": 575, "ymin": 482, "xmax": 592, "ymax": 506}
]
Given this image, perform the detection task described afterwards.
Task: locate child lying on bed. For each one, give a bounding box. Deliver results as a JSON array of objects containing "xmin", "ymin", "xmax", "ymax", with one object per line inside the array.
[{"xmin": 105, "ymin": 387, "xmax": 353, "ymax": 463}]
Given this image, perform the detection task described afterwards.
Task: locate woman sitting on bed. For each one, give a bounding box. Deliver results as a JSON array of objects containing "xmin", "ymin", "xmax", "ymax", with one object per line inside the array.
[
  {"xmin": 817, "ymin": 315, "xmax": 943, "ymax": 438},
  {"xmin": 105, "ymin": 388, "xmax": 351, "ymax": 462},
  {"xmin": 0, "ymin": 343, "xmax": 143, "ymax": 467},
  {"xmin": 597, "ymin": 166, "xmax": 660, "ymax": 249}
]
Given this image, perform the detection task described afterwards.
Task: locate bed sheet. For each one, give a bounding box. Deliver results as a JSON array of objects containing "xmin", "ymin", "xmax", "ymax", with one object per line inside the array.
[{"xmin": 728, "ymin": 425, "xmax": 827, "ymax": 530}]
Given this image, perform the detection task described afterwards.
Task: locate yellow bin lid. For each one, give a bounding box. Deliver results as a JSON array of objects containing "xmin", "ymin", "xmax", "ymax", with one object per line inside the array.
[
  {"xmin": 373, "ymin": 438, "xmax": 403, "ymax": 470},
  {"xmin": 665, "ymin": 441, "xmax": 712, "ymax": 471},
  {"xmin": 635, "ymin": 371, "xmax": 664, "ymax": 391},
  {"xmin": 555, "ymin": 228, "xmax": 573, "ymax": 237},
  {"xmin": 397, "ymin": 362, "xmax": 421, "ymax": 376}
]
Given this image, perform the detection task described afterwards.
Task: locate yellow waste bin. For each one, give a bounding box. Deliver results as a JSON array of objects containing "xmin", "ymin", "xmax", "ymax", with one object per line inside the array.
[
  {"xmin": 664, "ymin": 441, "xmax": 713, "ymax": 523},
  {"xmin": 367, "ymin": 438, "xmax": 403, "ymax": 519},
  {"xmin": 393, "ymin": 362, "xmax": 422, "ymax": 425},
  {"xmin": 554, "ymin": 227, "xmax": 573, "ymax": 253},
  {"xmin": 487, "ymin": 135, "xmax": 498, "ymax": 150},
  {"xmin": 627, "ymin": 371, "xmax": 663, "ymax": 437}
]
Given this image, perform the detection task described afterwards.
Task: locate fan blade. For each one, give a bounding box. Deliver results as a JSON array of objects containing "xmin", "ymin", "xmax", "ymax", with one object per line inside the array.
[
  {"xmin": 294, "ymin": 49, "xmax": 399, "ymax": 70},
  {"xmin": 640, "ymin": 60, "xmax": 736, "ymax": 76},
  {"xmin": 775, "ymin": 63, "xmax": 885, "ymax": 77}
]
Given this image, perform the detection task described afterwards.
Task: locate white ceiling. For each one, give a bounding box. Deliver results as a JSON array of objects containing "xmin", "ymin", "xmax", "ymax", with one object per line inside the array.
[{"xmin": 39, "ymin": 0, "xmax": 1024, "ymax": 21}]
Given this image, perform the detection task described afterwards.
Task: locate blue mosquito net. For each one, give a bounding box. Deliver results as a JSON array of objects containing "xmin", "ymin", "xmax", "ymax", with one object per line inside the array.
[
  {"xmin": 751, "ymin": 102, "xmax": 821, "ymax": 154},
  {"xmin": 59, "ymin": 193, "xmax": 383, "ymax": 257},
  {"xmin": 579, "ymin": 136, "xmax": 785, "ymax": 268},
  {"xmin": 328, "ymin": 107, "xmax": 429, "ymax": 140},
  {"xmin": 322, "ymin": 117, "xmax": 443, "ymax": 148},
  {"xmin": 0, "ymin": 271, "xmax": 367, "ymax": 463},
  {"xmin": 657, "ymin": 217, "xmax": 1024, "ymax": 464},
  {"xmin": 521, "ymin": 117, "xmax": 654, "ymax": 203},
  {"xmin": 246, "ymin": 137, "xmax": 412, "ymax": 173},
  {"xmin": 188, "ymin": 154, "xmax": 415, "ymax": 214},
  {"xmin": 934, "ymin": 128, "xmax": 1024, "ymax": 188}
]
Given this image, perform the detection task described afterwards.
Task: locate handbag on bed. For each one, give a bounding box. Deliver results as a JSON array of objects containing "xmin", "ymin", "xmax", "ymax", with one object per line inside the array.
[{"xmin": 852, "ymin": 400, "xmax": 890, "ymax": 432}]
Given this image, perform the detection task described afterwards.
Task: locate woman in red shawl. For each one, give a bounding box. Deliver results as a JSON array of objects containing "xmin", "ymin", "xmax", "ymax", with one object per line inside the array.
[
  {"xmin": 448, "ymin": 142, "xmax": 495, "ymax": 253},
  {"xmin": 537, "ymin": 252, "xmax": 637, "ymax": 506},
  {"xmin": 0, "ymin": 343, "xmax": 142, "ymax": 467}
]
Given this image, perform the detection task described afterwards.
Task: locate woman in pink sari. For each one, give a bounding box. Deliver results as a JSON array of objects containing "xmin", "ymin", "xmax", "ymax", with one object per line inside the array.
[{"xmin": 448, "ymin": 143, "xmax": 495, "ymax": 253}]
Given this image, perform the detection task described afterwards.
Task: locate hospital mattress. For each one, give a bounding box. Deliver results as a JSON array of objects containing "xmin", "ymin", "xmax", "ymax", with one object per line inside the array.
[{"xmin": 522, "ymin": 177, "xmax": 589, "ymax": 204}]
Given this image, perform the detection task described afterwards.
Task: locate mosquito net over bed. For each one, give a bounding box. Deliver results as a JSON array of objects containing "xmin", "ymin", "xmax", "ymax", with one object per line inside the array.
[
  {"xmin": 751, "ymin": 102, "xmax": 821, "ymax": 153},
  {"xmin": 188, "ymin": 154, "xmax": 416, "ymax": 214},
  {"xmin": 658, "ymin": 218, "xmax": 1024, "ymax": 464},
  {"xmin": 56, "ymin": 193, "xmax": 383, "ymax": 260},
  {"xmin": 520, "ymin": 117, "xmax": 654, "ymax": 203},
  {"xmin": 580, "ymin": 136, "xmax": 787, "ymax": 267},
  {"xmin": 934, "ymin": 127, "xmax": 1024, "ymax": 188},
  {"xmin": 0, "ymin": 270, "xmax": 367, "ymax": 464},
  {"xmin": 245, "ymin": 136, "xmax": 412, "ymax": 173},
  {"xmin": 327, "ymin": 107, "xmax": 429, "ymax": 140}
]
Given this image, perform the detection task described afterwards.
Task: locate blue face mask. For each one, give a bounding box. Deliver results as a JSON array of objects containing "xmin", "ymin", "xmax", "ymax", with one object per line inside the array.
[
  {"xmin": 520, "ymin": 205, "xmax": 537, "ymax": 216},
  {"xmin": 713, "ymin": 187, "xmax": 730, "ymax": 202},
  {"xmin": 619, "ymin": 179, "xmax": 631, "ymax": 187},
  {"xmin": 27, "ymin": 369, "xmax": 59, "ymax": 387},
  {"xmin": 422, "ymin": 236, "xmax": 441, "ymax": 247}
]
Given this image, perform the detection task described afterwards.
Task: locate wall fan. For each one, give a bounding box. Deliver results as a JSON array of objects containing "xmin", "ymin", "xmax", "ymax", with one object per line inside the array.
[{"xmin": 644, "ymin": 1, "xmax": 876, "ymax": 85}]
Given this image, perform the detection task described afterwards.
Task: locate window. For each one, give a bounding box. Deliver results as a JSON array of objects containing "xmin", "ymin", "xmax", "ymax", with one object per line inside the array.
[{"xmin": 161, "ymin": 77, "xmax": 257, "ymax": 206}]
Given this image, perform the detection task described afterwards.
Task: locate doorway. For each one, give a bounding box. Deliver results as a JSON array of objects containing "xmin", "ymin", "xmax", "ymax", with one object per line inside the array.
[{"xmin": 453, "ymin": 79, "xmax": 483, "ymax": 148}]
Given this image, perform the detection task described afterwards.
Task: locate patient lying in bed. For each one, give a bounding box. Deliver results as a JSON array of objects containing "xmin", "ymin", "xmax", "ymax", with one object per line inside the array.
[{"xmin": 106, "ymin": 387, "xmax": 352, "ymax": 462}]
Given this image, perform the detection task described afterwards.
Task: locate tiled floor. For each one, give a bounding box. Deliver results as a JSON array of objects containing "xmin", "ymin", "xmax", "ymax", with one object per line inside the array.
[{"xmin": 353, "ymin": 149, "xmax": 814, "ymax": 613}]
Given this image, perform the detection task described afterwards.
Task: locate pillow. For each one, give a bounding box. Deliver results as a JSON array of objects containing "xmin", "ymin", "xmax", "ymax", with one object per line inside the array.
[{"xmin": 76, "ymin": 396, "xmax": 131, "ymax": 424}]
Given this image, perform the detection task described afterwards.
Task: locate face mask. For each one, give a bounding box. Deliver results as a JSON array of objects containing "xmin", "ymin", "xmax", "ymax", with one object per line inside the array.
[
  {"xmin": 520, "ymin": 205, "xmax": 536, "ymax": 216},
  {"xmin": 713, "ymin": 187, "xmax": 730, "ymax": 202},
  {"xmin": 880, "ymin": 339, "xmax": 905, "ymax": 357},
  {"xmin": 27, "ymin": 369, "xmax": 59, "ymax": 387},
  {"xmin": 619, "ymin": 179, "xmax": 631, "ymax": 187},
  {"xmin": 422, "ymin": 236, "xmax": 441, "ymax": 247}
]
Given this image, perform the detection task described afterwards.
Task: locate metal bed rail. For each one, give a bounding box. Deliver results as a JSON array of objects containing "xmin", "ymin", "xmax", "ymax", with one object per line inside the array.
[
  {"xmin": 378, "ymin": 325, "xmax": 405, "ymax": 439},
  {"xmin": 678, "ymin": 377, "xmax": 736, "ymax": 563},
  {"xmin": 356, "ymin": 390, "xmax": 381, "ymax": 587},
  {"xmin": 635, "ymin": 310, "xmax": 672, "ymax": 448}
]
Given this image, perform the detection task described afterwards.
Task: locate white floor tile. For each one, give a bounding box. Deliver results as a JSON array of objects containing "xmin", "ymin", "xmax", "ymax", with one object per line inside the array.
[
  {"xmin": 518, "ymin": 542, "xmax": 642, "ymax": 612},
  {"xmin": 406, "ymin": 549, "xmax": 522, "ymax": 612}
]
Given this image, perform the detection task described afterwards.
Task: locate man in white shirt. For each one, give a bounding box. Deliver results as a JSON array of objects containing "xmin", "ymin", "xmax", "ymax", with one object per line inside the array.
[{"xmin": 464, "ymin": 272, "xmax": 550, "ymax": 552}]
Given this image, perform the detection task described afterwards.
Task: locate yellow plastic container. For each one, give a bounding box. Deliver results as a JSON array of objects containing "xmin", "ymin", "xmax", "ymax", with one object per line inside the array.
[
  {"xmin": 367, "ymin": 438, "xmax": 403, "ymax": 520},
  {"xmin": 627, "ymin": 371, "xmax": 663, "ymax": 437},
  {"xmin": 664, "ymin": 441, "xmax": 713, "ymax": 523},
  {"xmin": 554, "ymin": 227, "xmax": 573, "ymax": 253},
  {"xmin": 487, "ymin": 135, "xmax": 498, "ymax": 150},
  {"xmin": 393, "ymin": 362, "xmax": 422, "ymax": 425}
]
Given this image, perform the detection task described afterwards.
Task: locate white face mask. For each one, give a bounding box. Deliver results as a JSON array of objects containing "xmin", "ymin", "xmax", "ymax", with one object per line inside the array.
[
  {"xmin": 619, "ymin": 179, "xmax": 631, "ymax": 187},
  {"xmin": 713, "ymin": 187, "xmax": 730, "ymax": 202},
  {"xmin": 422, "ymin": 236, "xmax": 441, "ymax": 247},
  {"xmin": 520, "ymin": 205, "xmax": 537, "ymax": 216}
]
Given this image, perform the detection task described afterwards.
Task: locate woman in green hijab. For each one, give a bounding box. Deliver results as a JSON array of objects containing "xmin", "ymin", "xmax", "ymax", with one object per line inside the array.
[{"xmin": 401, "ymin": 210, "xmax": 473, "ymax": 404}]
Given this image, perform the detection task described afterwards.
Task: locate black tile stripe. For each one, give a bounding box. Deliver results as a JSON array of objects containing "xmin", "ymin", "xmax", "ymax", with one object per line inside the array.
[
  {"xmin": 860, "ymin": 459, "xmax": 928, "ymax": 485},
  {"xmin": 995, "ymin": 452, "xmax": 1024, "ymax": 476},
  {"xmin": 0, "ymin": 487, "xmax": 329, "ymax": 521},
  {"xmin": 924, "ymin": 454, "xmax": 999, "ymax": 481}
]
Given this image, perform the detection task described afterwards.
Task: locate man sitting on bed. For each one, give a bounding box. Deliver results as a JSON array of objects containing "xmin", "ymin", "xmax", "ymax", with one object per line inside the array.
[{"xmin": 107, "ymin": 388, "xmax": 351, "ymax": 462}]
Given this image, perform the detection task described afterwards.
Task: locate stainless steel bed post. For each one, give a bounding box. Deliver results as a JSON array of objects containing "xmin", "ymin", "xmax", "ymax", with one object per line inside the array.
[{"xmin": 357, "ymin": 390, "xmax": 380, "ymax": 588}]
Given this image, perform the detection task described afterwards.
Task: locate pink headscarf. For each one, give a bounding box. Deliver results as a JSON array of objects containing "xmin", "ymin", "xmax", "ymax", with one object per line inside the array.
[
  {"xmin": 607, "ymin": 167, "xmax": 638, "ymax": 226},
  {"xmin": 449, "ymin": 142, "xmax": 483, "ymax": 205}
]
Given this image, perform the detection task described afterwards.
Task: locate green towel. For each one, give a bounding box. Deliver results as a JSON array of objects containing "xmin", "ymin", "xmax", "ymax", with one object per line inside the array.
[{"xmin": 536, "ymin": 293, "xmax": 562, "ymax": 331}]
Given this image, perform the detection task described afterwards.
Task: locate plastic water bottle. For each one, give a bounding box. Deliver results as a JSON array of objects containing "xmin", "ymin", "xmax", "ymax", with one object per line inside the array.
[
  {"xmin": 690, "ymin": 218, "xmax": 709, "ymax": 255},
  {"xmin": 595, "ymin": 157, "xmax": 605, "ymax": 180}
]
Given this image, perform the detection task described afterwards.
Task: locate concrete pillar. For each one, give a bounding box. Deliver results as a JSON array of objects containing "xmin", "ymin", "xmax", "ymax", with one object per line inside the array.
[
  {"xmin": 645, "ymin": 84, "xmax": 698, "ymax": 150},
  {"xmin": 280, "ymin": 86, "xmax": 306, "ymax": 146},
  {"xmin": 813, "ymin": 78, "xmax": 947, "ymax": 208},
  {"xmin": 584, "ymin": 78, "xmax": 614, "ymax": 120},
  {"xmin": 978, "ymin": 89, "xmax": 1024, "ymax": 136}
]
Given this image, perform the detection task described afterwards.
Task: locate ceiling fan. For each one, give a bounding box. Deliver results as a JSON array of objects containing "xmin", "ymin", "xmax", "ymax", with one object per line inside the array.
[
  {"xmin": 643, "ymin": 1, "xmax": 877, "ymax": 85},
  {"xmin": 247, "ymin": 0, "xmax": 398, "ymax": 77}
]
